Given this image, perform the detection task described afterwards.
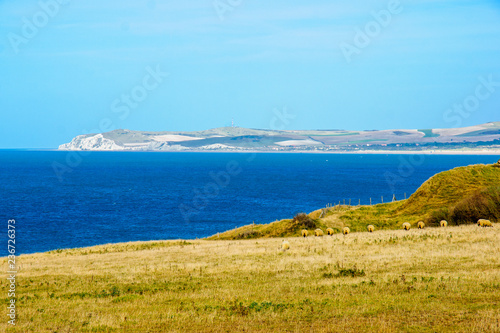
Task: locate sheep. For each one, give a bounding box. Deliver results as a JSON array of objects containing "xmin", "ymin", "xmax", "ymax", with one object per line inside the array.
[
  {"xmin": 440, "ymin": 220, "xmax": 448, "ymax": 227},
  {"xmin": 301, "ymin": 229, "xmax": 308, "ymax": 237},
  {"xmin": 478, "ymin": 219, "xmax": 493, "ymax": 227},
  {"xmin": 314, "ymin": 229, "xmax": 324, "ymax": 237},
  {"xmin": 367, "ymin": 225, "xmax": 375, "ymax": 233},
  {"xmin": 403, "ymin": 222, "xmax": 411, "ymax": 230},
  {"xmin": 417, "ymin": 221, "xmax": 425, "ymax": 229},
  {"xmin": 326, "ymin": 228, "xmax": 334, "ymax": 236},
  {"xmin": 343, "ymin": 227, "xmax": 350, "ymax": 235},
  {"xmin": 281, "ymin": 240, "xmax": 290, "ymax": 251}
]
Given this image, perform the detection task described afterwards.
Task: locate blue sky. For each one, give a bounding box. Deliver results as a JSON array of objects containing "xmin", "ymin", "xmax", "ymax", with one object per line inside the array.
[{"xmin": 1, "ymin": 0, "xmax": 500, "ymax": 148}]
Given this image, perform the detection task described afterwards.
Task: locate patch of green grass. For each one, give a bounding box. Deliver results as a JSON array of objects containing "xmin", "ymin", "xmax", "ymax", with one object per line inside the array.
[
  {"xmin": 336, "ymin": 266, "xmax": 366, "ymax": 278},
  {"xmin": 418, "ymin": 129, "xmax": 440, "ymax": 138}
]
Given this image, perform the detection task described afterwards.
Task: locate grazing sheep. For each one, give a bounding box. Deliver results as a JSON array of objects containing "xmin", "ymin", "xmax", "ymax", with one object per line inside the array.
[
  {"xmin": 343, "ymin": 227, "xmax": 350, "ymax": 235},
  {"xmin": 314, "ymin": 229, "xmax": 324, "ymax": 237},
  {"xmin": 281, "ymin": 240, "xmax": 290, "ymax": 250},
  {"xmin": 417, "ymin": 221, "xmax": 425, "ymax": 229},
  {"xmin": 367, "ymin": 225, "xmax": 375, "ymax": 233},
  {"xmin": 403, "ymin": 222, "xmax": 411, "ymax": 230},
  {"xmin": 440, "ymin": 220, "xmax": 448, "ymax": 227},
  {"xmin": 478, "ymin": 219, "xmax": 493, "ymax": 227},
  {"xmin": 301, "ymin": 229, "xmax": 308, "ymax": 237},
  {"xmin": 326, "ymin": 228, "xmax": 334, "ymax": 236}
]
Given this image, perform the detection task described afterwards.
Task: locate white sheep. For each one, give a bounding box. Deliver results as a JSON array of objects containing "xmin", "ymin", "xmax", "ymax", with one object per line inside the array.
[{"xmin": 477, "ymin": 219, "xmax": 493, "ymax": 227}]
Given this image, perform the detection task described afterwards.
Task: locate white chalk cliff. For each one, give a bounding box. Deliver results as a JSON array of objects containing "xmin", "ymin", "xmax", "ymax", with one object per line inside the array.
[{"xmin": 59, "ymin": 134, "xmax": 124, "ymax": 151}]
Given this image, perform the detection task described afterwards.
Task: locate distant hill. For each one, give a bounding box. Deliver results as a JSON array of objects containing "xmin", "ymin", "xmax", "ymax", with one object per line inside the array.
[
  {"xmin": 208, "ymin": 161, "xmax": 500, "ymax": 240},
  {"xmin": 59, "ymin": 122, "xmax": 500, "ymax": 152}
]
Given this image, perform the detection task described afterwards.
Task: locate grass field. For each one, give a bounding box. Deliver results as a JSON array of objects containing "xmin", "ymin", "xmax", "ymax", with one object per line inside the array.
[{"xmin": 2, "ymin": 224, "xmax": 499, "ymax": 332}]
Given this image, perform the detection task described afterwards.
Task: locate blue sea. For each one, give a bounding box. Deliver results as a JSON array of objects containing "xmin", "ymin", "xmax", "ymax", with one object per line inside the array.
[{"xmin": 1, "ymin": 150, "xmax": 498, "ymax": 255}]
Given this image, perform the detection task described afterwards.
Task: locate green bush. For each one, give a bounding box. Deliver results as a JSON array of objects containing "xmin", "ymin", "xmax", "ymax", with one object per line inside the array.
[
  {"xmin": 426, "ymin": 186, "xmax": 500, "ymax": 226},
  {"xmin": 292, "ymin": 213, "xmax": 316, "ymax": 230},
  {"xmin": 450, "ymin": 186, "xmax": 500, "ymax": 224},
  {"xmin": 425, "ymin": 207, "xmax": 451, "ymax": 226}
]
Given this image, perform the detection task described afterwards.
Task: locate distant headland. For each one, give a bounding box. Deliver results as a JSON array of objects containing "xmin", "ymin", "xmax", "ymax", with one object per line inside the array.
[{"xmin": 59, "ymin": 122, "xmax": 500, "ymax": 154}]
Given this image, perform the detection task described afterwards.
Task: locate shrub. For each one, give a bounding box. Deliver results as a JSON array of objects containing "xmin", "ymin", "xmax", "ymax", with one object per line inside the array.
[
  {"xmin": 238, "ymin": 230, "xmax": 261, "ymax": 239},
  {"xmin": 450, "ymin": 186, "xmax": 500, "ymax": 224},
  {"xmin": 292, "ymin": 213, "xmax": 316, "ymax": 229},
  {"xmin": 425, "ymin": 186, "xmax": 500, "ymax": 226},
  {"xmin": 425, "ymin": 207, "xmax": 451, "ymax": 226}
]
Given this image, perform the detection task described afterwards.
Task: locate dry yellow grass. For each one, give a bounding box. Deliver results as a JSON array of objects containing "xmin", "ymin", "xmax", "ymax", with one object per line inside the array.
[{"xmin": 1, "ymin": 225, "xmax": 500, "ymax": 332}]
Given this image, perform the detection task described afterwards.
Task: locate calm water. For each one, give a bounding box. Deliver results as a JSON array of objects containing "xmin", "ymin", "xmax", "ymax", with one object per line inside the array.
[{"xmin": 0, "ymin": 150, "xmax": 498, "ymax": 255}]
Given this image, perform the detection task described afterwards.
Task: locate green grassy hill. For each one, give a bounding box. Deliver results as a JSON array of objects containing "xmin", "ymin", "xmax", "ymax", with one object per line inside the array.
[{"xmin": 209, "ymin": 161, "xmax": 500, "ymax": 240}]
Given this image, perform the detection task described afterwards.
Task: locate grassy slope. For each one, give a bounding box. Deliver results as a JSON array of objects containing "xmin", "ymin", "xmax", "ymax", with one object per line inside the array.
[
  {"xmin": 2, "ymin": 226, "xmax": 499, "ymax": 332},
  {"xmin": 211, "ymin": 163, "xmax": 500, "ymax": 240}
]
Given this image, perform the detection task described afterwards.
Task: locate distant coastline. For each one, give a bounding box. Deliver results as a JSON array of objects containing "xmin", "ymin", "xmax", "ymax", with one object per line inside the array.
[
  {"xmin": 58, "ymin": 122, "xmax": 500, "ymax": 153},
  {"xmin": 9, "ymin": 147, "xmax": 499, "ymax": 155},
  {"xmin": 54, "ymin": 148, "xmax": 500, "ymax": 155}
]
